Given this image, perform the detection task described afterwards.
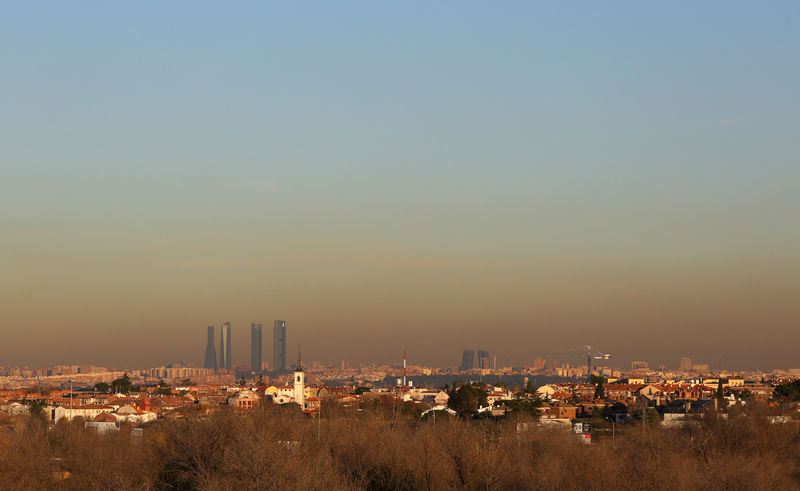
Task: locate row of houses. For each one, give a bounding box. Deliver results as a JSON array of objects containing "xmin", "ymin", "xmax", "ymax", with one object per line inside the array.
[
  {"xmin": 0, "ymin": 376, "xmax": 793, "ymax": 430},
  {"xmin": 536, "ymin": 380, "xmax": 774, "ymax": 405}
]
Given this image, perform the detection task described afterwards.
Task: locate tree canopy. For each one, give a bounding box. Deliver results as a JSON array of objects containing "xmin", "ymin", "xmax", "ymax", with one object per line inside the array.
[
  {"xmin": 111, "ymin": 373, "xmax": 135, "ymax": 394},
  {"xmin": 591, "ymin": 374, "xmax": 606, "ymax": 399},
  {"xmin": 502, "ymin": 391, "xmax": 542, "ymax": 418},
  {"xmin": 715, "ymin": 379, "xmax": 725, "ymax": 403},
  {"xmin": 447, "ymin": 384, "xmax": 488, "ymax": 417},
  {"xmin": 774, "ymin": 380, "xmax": 800, "ymax": 401}
]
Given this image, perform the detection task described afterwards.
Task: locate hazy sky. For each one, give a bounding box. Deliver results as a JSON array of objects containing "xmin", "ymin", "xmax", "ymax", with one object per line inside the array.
[{"xmin": 2, "ymin": 2, "xmax": 799, "ymax": 371}]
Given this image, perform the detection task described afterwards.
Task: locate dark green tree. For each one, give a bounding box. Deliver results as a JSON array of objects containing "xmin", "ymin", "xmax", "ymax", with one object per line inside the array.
[
  {"xmin": 590, "ymin": 374, "xmax": 606, "ymax": 399},
  {"xmin": 27, "ymin": 399, "xmax": 48, "ymax": 423},
  {"xmin": 501, "ymin": 390, "xmax": 542, "ymax": 418},
  {"xmin": 594, "ymin": 382, "xmax": 605, "ymax": 399},
  {"xmin": 715, "ymin": 379, "xmax": 725, "ymax": 404},
  {"xmin": 447, "ymin": 384, "xmax": 488, "ymax": 417},
  {"xmin": 94, "ymin": 382, "xmax": 110, "ymax": 393},
  {"xmin": 773, "ymin": 380, "xmax": 800, "ymax": 401},
  {"xmin": 737, "ymin": 389, "xmax": 754, "ymax": 402},
  {"xmin": 111, "ymin": 373, "xmax": 135, "ymax": 394}
]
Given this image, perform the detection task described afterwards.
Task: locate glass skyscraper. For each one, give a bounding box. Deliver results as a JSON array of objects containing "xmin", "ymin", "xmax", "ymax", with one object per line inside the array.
[
  {"xmin": 251, "ymin": 322, "xmax": 263, "ymax": 375},
  {"xmin": 203, "ymin": 325, "xmax": 217, "ymax": 369},
  {"xmin": 273, "ymin": 320, "xmax": 286, "ymax": 371}
]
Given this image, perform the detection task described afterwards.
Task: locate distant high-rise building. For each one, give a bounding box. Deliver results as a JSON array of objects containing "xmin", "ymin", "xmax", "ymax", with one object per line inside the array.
[
  {"xmin": 477, "ymin": 350, "xmax": 490, "ymax": 369},
  {"xmin": 203, "ymin": 325, "xmax": 217, "ymax": 369},
  {"xmin": 693, "ymin": 363, "xmax": 709, "ymax": 373},
  {"xmin": 533, "ymin": 357, "xmax": 546, "ymax": 371},
  {"xmin": 680, "ymin": 357, "xmax": 692, "ymax": 371},
  {"xmin": 459, "ymin": 350, "xmax": 475, "ymax": 371},
  {"xmin": 225, "ymin": 323, "xmax": 231, "ymax": 369},
  {"xmin": 219, "ymin": 322, "xmax": 231, "ymax": 370},
  {"xmin": 251, "ymin": 323, "xmax": 263, "ymax": 374},
  {"xmin": 631, "ymin": 361, "xmax": 649, "ymax": 370},
  {"xmin": 273, "ymin": 320, "xmax": 287, "ymax": 371}
]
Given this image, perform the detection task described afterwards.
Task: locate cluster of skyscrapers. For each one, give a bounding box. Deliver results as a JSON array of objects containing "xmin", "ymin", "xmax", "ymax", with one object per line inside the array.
[
  {"xmin": 459, "ymin": 349, "xmax": 491, "ymax": 370},
  {"xmin": 204, "ymin": 320, "xmax": 288, "ymax": 373}
]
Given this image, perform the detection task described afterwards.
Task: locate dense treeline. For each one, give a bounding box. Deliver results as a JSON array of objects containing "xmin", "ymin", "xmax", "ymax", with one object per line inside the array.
[
  {"xmin": 1, "ymin": 402, "xmax": 799, "ymax": 490},
  {"xmin": 775, "ymin": 380, "xmax": 800, "ymax": 401}
]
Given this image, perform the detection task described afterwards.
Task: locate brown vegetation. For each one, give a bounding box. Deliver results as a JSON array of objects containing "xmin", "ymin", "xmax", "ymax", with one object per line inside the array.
[{"xmin": 1, "ymin": 403, "xmax": 798, "ymax": 490}]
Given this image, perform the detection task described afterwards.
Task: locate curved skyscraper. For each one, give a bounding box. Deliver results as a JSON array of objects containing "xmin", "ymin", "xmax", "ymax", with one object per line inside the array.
[
  {"xmin": 459, "ymin": 350, "xmax": 475, "ymax": 371},
  {"xmin": 477, "ymin": 350, "xmax": 490, "ymax": 369}
]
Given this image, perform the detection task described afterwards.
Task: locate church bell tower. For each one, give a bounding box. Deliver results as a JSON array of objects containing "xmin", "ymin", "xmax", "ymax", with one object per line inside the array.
[{"xmin": 293, "ymin": 348, "xmax": 305, "ymax": 409}]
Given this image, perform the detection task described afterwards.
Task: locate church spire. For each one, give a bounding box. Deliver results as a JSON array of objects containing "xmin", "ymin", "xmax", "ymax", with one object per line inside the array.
[{"xmin": 295, "ymin": 345, "xmax": 303, "ymax": 372}]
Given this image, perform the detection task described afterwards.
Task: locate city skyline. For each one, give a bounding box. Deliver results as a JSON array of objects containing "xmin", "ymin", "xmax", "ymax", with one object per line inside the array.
[
  {"xmin": 0, "ymin": 313, "xmax": 793, "ymax": 372},
  {"xmin": 2, "ymin": 3, "xmax": 799, "ymax": 371},
  {"xmin": 0, "ymin": 313, "xmax": 795, "ymax": 372}
]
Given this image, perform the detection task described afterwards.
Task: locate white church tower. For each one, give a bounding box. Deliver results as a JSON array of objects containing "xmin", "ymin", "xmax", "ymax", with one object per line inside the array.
[{"xmin": 293, "ymin": 349, "xmax": 305, "ymax": 409}]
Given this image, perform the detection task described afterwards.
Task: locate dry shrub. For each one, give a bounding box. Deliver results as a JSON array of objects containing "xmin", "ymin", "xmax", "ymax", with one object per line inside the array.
[
  {"xmin": 0, "ymin": 418, "xmax": 53, "ymax": 490},
  {"xmin": 0, "ymin": 403, "xmax": 798, "ymax": 490}
]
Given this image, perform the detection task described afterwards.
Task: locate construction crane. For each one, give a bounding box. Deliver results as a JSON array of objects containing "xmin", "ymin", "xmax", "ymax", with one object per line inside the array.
[
  {"xmin": 531, "ymin": 345, "xmax": 613, "ymax": 385},
  {"xmin": 583, "ymin": 345, "xmax": 612, "ymax": 386}
]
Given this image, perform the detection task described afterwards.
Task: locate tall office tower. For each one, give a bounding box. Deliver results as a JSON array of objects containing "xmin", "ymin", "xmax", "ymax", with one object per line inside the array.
[
  {"xmin": 459, "ymin": 350, "xmax": 475, "ymax": 371},
  {"xmin": 251, "ymin": 323, "xmax": 263, "ymax": 374},
  {"xmin": 477, "ymin": 350, "xmax": 490, "ymax": 369},
  {"xmin": 273, "ymin": 320, "xmax": 287, "ymax": 371},
  {"xmin": 203, "ymin": 325, "xmax": 217, "ymax": 369},
  {"xmin": 680, "ymin": 357, "xmax": 692, "ymax": 371},
  {"xmin": 225, "ymin": 323, "xmax": 232, "ymax": 370},
  {"xmin": 218, "ymin": 321, "xmax": 231, "ymax": 370}
]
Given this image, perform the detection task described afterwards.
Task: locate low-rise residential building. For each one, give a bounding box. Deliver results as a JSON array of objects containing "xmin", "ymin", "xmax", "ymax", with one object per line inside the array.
[{"xmin": 51, "ymin": 404, "xmax": 115, "ymax": 422}]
